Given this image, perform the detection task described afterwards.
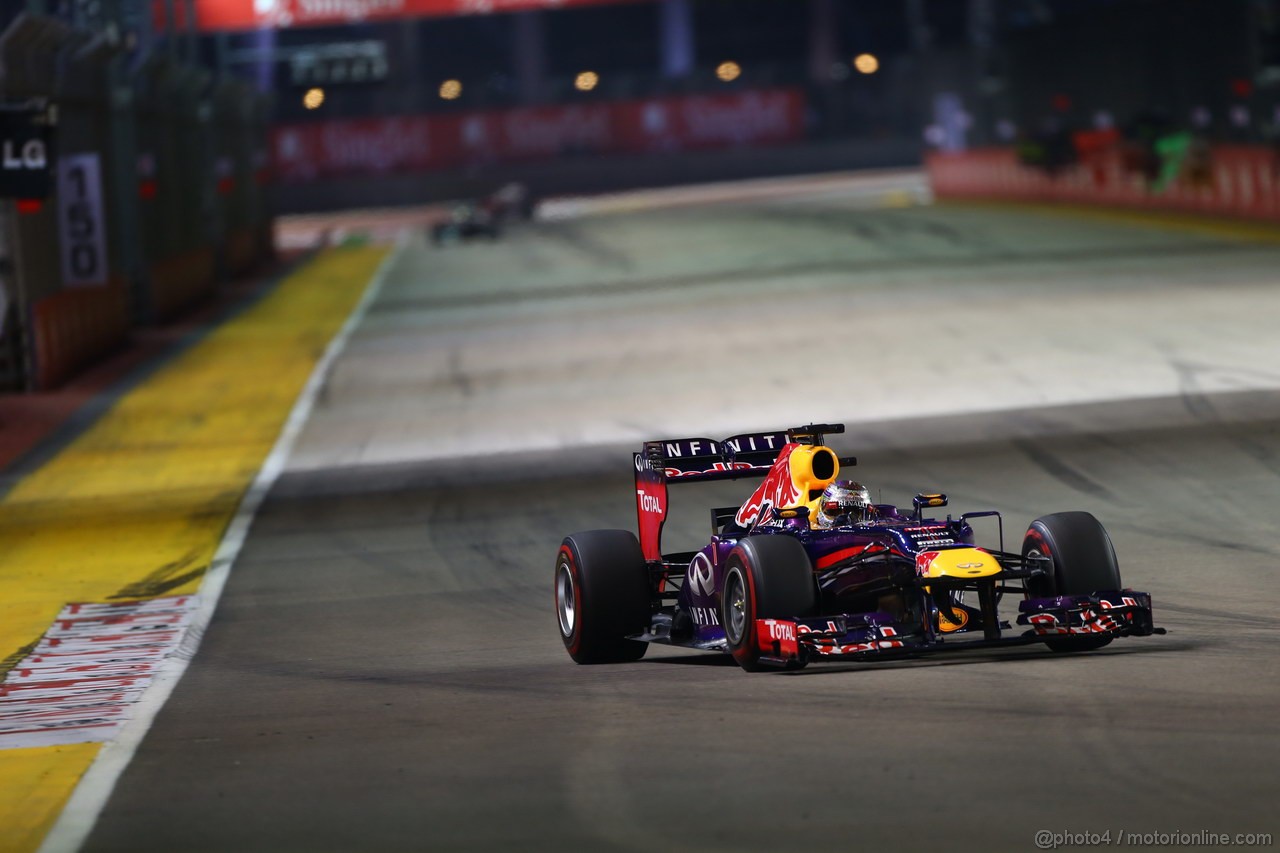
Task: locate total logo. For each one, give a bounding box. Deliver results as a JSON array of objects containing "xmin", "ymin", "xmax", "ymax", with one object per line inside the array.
[
  {"xmin": 636, "ymin": 490, "xmax": 663, "ymax": 514},
  {"xmin": 764, "ymin": 619, "xmax": 795, "ymax": 642}
]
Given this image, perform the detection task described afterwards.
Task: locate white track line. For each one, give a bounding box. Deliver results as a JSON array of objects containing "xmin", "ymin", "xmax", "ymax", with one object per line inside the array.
[{"xmin": 38, "ymin": 237, "xmax": 407, "ymax": 853}]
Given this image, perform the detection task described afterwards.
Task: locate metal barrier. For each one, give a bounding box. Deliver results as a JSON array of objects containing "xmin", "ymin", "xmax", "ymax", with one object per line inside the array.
[
  {"xmin": 212, "ymin": 78, "xmax": 273, "ymax": 278},
  {"xmin": 0, "ymin": 12, "xmax": 274, "ymax": 391},
  {"xmin": 134, "ymin": 57, "xmax": 216, "ymax": 321},
  {"xmin": 0, "ymin": 14, "xmax": 129, "ymax": 391},
  {"xmin": 927, "ymin": 146, "xmax": 1280, "ymax": 222}
]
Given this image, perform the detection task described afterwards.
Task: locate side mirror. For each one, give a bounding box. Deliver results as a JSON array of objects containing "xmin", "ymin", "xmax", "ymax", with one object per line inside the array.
[
  {"xmin": 913, "ymin": 493, "xmax": 948, "ymax": 510},
  {"xmin": 770, "ymin": 505, "xmax": 811, "ymax": 522}
]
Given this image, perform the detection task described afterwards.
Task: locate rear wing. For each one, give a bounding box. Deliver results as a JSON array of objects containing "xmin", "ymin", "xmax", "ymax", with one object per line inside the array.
[
  {"xmin": 643, "ymin": 432, "xmax": 786, "ymax": 482},
  {"xmin": 634, "ymin": 424, "xmax": 851, "ymax": 561}
]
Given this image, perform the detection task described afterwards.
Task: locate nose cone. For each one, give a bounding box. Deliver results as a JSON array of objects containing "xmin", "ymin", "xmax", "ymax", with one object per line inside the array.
[{"xmin": 918, "ymin": 548, "xmax": 1002, "ymax": 579}]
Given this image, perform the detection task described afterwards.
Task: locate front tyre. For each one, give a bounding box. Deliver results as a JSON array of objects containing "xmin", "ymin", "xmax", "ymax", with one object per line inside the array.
[
  {"xmin": 721, "ymin": 535, "xmax": 817, "ymax": 672},
  {"xmin": 1022, "ymin": 511, "xmax": 1121, "ymax": 653},
  {"xmin": 556, "ymin": 530, "xmax": 651, "ymax": 664}
]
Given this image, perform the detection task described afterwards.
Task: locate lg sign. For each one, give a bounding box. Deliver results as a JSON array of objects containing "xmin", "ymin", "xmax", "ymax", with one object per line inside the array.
[
  {"xmin": 0, "ymin": 108, "xmax": 53, "ymax": 199},
  {"xmin": 3, "ymin": 138, "xmax": 45, "ymax": 170}
]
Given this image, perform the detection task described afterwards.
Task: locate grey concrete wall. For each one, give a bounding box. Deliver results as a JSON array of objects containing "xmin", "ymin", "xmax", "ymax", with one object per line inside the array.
[{"xmin": 270, "ymin": 136, "xmax": 923, "ymax": 213}]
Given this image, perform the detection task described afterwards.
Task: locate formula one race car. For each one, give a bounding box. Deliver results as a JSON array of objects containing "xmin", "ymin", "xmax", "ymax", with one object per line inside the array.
[
  {"xmin": 430, "ymin": 202, "xmax": 500, "ymax": 245},
  {"xmin": 554, "ymin": 423, "xmax": 1162, "ymax": 671},
  {"xmin": 430, "ymin": 183, "xmax": 535, "ymax": 245}
]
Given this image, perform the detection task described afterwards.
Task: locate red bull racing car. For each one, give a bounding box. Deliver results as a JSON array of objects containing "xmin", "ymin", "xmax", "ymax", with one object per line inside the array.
[{"xmin": 554, "ymin": 423, "xmax": 1162, "ymax": 672}]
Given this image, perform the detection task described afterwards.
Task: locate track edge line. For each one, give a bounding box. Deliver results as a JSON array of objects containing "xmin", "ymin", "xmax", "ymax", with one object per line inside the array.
[{"xmin": 34, "ymin": 238, "xmax": 407, "ymax": 853}]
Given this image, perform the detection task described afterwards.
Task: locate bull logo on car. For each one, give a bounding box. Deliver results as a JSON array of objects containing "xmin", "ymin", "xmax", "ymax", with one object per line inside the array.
[{"xmin": 734, "ymin": 445, "xmax": 802, "ymax": 528}]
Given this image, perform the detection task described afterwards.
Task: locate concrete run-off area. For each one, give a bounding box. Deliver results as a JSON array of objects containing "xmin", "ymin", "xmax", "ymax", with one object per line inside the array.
[{"xmin": 286, "ymin": 175, "xmax": 1280, "ymax": 473}]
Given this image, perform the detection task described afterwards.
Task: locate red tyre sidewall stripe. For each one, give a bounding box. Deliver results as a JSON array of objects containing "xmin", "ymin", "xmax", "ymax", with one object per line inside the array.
[
  {"xmin": 558, "ymin": 544, "xmax": 583, "ymax": 655},
  {"xmin": 731, "ymin": 553, "xmax": 760, "ymax": 665},
  {"xmin": 1024, "ymin": 527, "xmax": 1053, "ymax": 597},
  {"xmin": 1027, "ymin": 526, "xmax": 1052, "ymax": 559}
]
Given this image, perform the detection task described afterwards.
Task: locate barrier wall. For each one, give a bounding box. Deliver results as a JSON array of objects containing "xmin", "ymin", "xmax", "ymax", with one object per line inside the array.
[
  {"xmin": 212, "ymin": 79, "xmax": 273, "ymax": 278},
  {"xmin": 0, "ymin": 15, "xmax": 134, "ymax": 392},
  {"xmin": 0, "ymin": 13, "xmax": 274, "ymax": 391},
  {"xmin": 273, "ymin": 88, "xmax": 806, "ymax": 184},
  {"xmin": 134, "ymin": 59, "xmax": 219, "ymax": 322},
  {"xmin": 927, "ymin": 145, "xmax": 1280, "ymax": 221},
  {"xmin": 30, "ymin": 276, "xmax": 130, "ymax": 389}
]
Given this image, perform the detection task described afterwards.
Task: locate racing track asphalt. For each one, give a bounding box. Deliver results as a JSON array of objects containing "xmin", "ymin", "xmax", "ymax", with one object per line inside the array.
[{"xmin": 81, "ymin": 180, "xmax": 1280, "ymax": 852}]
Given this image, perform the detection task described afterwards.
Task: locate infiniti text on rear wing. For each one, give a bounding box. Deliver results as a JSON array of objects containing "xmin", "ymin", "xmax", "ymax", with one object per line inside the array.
[
  {"xmin": 633, "ymin": 431, "xmax": 790, "ymax": 562},
  {"xmin": 646, "ymin": 432, "xmax": 790, "ymax": 481}
]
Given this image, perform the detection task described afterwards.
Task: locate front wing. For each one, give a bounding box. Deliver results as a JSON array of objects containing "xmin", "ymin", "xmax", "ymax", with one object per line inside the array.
[
  {"xmin": 753, "ymin": 590, "xmax": 1159, "ymax": 665},
  {"xmin": 1017, "ymin": 590, "xmax": 1156, "ymax": 637}
]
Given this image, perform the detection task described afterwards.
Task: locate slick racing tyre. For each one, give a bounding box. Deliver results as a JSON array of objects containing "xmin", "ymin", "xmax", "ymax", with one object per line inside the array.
[
  {"xmin": 1022, "ymin": 511, "xmax": 1121, "ymax": 653},
  {"xmin": 721, "ymin": 535, "xmax": 818, "ymax": 672},
  {"xmin": 556, "ymin": 530, "xmax": 651, "ymax": 664}
]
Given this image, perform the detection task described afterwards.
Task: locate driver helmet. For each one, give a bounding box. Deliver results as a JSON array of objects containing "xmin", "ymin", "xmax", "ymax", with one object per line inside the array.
[{"xmin": 817, "ymin": 480, "xmax": 872, "ymax": 527}]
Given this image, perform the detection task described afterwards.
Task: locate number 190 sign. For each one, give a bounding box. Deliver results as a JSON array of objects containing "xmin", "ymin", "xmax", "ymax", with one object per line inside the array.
[{"xmin": 57, "ymin": 153, "xmax": 109, "ymax": 287}]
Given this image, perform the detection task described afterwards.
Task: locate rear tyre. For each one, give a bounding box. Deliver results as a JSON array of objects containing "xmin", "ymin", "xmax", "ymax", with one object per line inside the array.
[
  {"xmin": 556, "ymin": 530, "xmax": 651, "ymax": 664},
  {"xmin": 1022, "ymin": 511, "xmax": 1121, "ymax": 653},
  {"xmin": 721, "ymin": 535, "xmax": 817, "ymax": 672}
]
